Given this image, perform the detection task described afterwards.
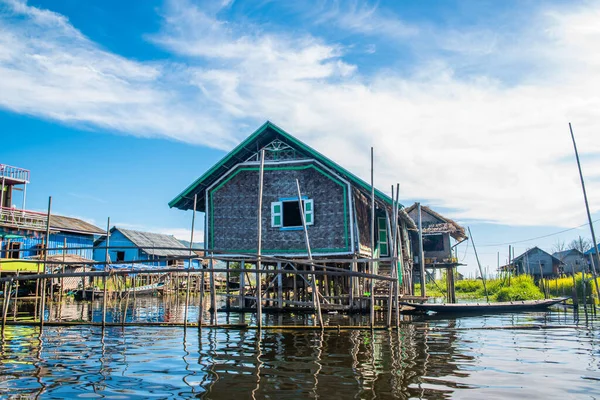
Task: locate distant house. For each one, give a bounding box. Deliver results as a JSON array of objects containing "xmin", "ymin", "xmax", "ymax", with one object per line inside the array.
[
  {"xmin": 405, "ymin": 204, "xmax": 467, "ymax": 266},
  {"xmin": 93, "ymin": 227, "xmax": 197, "ymax": 268},
  {"xmin": 553, "ymin": 249, "xmax": 587, "ymax": 274},
  {"xmin": 513, "ymin": 247, "xmax": 563, "ymax": 278},
  {"xmin": 0, "ymin": 163, "xmax": 105, "ymax": 276},
  {"xmin": 2, "ymin": 215, "xmax": 105, "ymax": 259}
]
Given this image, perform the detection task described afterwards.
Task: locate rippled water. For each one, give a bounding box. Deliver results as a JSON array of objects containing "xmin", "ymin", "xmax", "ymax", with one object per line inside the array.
[{"xmin": 0, "ymin": 301, "xmax": 599, "ymax": 399}]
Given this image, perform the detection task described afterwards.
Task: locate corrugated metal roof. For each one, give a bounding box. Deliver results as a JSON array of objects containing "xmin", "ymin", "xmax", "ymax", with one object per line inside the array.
[
  {"xmin": 117, "ymin": 228, "xmax": 192, "ymax": 257},
  {"xmin": 50, "ymin": 215, "xmax": 105, "ymax": 235}
]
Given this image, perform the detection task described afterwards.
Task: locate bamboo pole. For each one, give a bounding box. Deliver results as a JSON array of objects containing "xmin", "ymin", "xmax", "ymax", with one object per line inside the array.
[
  {"xmin": 296, "ymin": 179, "xmax": 323, "ymax": 328},
  {"xmin": 394, "ymin": 184, "xmax": 402, "ymax": 327},
  {"xmin": 102, "ymin": 217, "xmax": 110, "ymax": 327},
  {"xmin": 370, "ymin": 147, "xmax": 375, "ymax": 328},
  {"xmin": 60, "ymin": 237, "xmax": 66, "ymax": 304},
  {"xmin": 386, "ymin": 211, "xmax": 394, "ymax": 327},
  {"xmin": 184, "ymin": 194, "xmax": 197, "ymax": 328},
  {"xmin": 417, "ymin": 203, "xmax": 426, "ymax": 299},
  {"xmin": 2, "ymin": 280, "xmax": 10, "ymax": 327},
  {"xmin": 468, "ymin": 227, "xmax": 489, "ymax": 302},
  {"xmin": 40, "ymin": 196, "xmax": 52, "ymax": 327},
  {"xmin": 255, "ymin": 149, "xmax": 265, "ymax": 328},
  {"xmin": 569, "ymin": 123, "xmax": 600, "ymax": 301},
  {"xmin": 277, "ymin": 261, "xmax": 282, "ymax": 310},
  {"xmin": 13, "ymin": 271, "xmax": 19, "ymax": 322}
]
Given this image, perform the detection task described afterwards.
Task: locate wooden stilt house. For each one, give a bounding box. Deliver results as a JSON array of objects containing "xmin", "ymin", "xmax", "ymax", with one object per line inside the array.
[
  {"xmin": 169, "ymin": 121, "xmax": 416, "ymax": 311},
  {"xmin": 405, "ymin": 203, "xmax": 467, "ymax": 302}
]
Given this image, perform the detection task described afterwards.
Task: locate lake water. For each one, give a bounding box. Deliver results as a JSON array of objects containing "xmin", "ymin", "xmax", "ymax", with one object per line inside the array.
[{"xmin": 0, "ymin": 299, "xmax": 599, "ymax": 399}]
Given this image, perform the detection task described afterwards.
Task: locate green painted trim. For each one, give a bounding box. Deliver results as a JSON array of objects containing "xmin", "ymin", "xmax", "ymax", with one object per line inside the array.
[
  {"xmin": 169, "ymin": 121, "xmax": 401, "ymax": 209},
  {"xmin": 209, "ymin": 164, "xmax": 350, "ymax": 252}
]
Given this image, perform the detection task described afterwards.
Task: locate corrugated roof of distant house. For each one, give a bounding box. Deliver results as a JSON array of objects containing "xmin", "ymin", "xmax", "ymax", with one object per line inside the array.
[
  {"xmin": 117, "ymin": 228, "xmax": 192, "ymax": 257},
  {"xmin": 50, "ymin": 215, "xmax": 105, "ymax": 235},
  {"xmin": 552, "ymin": 249, "xmax": 584, "ymax": 259},
  {"xmin": 585, "ymin": 244, "xmax": 600, "ymax": 255},
  {"xmin": 514, "ymin": 247, "xmax": 563, "ymax": 264}
]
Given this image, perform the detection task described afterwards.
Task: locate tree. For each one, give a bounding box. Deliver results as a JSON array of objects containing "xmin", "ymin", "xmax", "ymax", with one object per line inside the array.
[
  {"xmin": 569, "ymin": 236, "xmax": 593, "ymax": 253},
  {"xmin": 551, "ymin": 239, "xmax": 567, "ymax": 259}
]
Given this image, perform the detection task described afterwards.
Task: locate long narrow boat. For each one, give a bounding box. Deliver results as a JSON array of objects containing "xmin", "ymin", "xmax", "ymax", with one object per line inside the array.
[
  {"xmin": 74, "ymin": 282, "xmax": 165, "ymax": 300},
  {"xmin": 401, "ymin": 297, "xmax": 569, "ymax": 314}
]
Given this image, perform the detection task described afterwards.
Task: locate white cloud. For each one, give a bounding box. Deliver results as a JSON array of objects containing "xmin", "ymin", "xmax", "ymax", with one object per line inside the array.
[
  {"xmin": 0, "ymin": 0, "xmax": 237, "ymax": 149},
  {"xmin": 1, "ymin": 0, "xmax": 600, "ymax": 228}
]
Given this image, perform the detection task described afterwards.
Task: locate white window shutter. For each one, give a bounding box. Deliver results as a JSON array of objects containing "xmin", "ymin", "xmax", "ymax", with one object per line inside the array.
[
  {"xmin": 304, "ymin": 199, "xmax": 314, "ymax": 226},
  {"xmin": 271, "ymin": 202, "xmax": 282, "ymax": 227}
]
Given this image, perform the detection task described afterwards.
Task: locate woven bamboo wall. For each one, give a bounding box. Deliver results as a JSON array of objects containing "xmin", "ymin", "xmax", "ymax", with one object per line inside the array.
[{"xmin": 209, "ymin": 162, "xmax": 350, "ymax": 254}]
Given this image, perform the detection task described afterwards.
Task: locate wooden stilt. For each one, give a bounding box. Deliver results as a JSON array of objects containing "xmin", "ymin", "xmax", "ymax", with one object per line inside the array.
[
  {"xmin": 256, "ymin": 149, "xmax": 265, "ymax": 328},
  {"xmin": 40, "ymin": 196, "xmax": 52, "ymax": 327},
  {"xmin": 102, "ymin": 217, "xmax": 110, "ymax": 327},
  {"xmin": 184, "ymin": 194, "xmax": 197, "ymax": 328},
  {"xmin": 369, "ymin": 148, "xmax": 375, "ymax": 328},
  {"xmin": 277, "ymin": 262, "xmax": 282, "ymax": 309}
]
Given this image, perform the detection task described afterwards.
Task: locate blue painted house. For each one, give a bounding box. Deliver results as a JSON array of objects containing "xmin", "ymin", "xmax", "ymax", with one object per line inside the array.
[
  {"xmin": 93, "ymin": 227, "xmax": 199, "ymax": 268},
  {"xmin": 1, "ymin": 214, "xmax": 105, "ymax": 260}
]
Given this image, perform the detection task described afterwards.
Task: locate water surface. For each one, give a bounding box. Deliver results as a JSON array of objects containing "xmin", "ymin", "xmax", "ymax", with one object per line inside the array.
[{"xmin": 0, "ymin": 301, "xmax": 599, "ymax": 399}]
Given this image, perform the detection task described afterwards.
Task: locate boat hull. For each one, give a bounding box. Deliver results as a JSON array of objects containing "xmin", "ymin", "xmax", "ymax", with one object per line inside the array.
[{"xmin": 401, "ymin": 297, "xmax": 569, "ymax": 314}]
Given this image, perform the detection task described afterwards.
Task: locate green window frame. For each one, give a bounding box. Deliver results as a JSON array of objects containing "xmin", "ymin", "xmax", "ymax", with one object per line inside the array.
[
  {"xmin": 378, "ymin": 217, "xmax": 388, "ymax": 256},
  {"xmin": 271, "ymin": 199, "xmax": 314, "ymax": 228}
]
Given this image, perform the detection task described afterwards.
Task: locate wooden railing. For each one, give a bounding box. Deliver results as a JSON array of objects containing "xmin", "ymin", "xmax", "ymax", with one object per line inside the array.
[
  {"xmin": 0, "ymin": 207, "xmax": 47, "ymax": 231},
  {"xmin": 0, "ymin": 164, "xmax": 30, "ymax": 183}
]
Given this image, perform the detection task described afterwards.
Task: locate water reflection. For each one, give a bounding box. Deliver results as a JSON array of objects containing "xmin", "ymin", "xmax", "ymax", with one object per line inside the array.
[{"xmin": 0, "ymin": 309, "xmax": 599, "ymax": 399}]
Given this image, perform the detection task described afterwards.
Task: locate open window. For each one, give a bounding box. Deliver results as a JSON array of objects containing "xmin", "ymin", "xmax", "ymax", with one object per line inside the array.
[
  {"xmin": 116, "ymin": 251, "xmax": 125, "ymax": 262},
  {"xmin": 423, "ymin": 234, "xmax": 444, "ymax": 252},
  {"xmin": 8, "ymin": 242, "xmax": 21, "ymax": 259},
  {"xmin": 271, "ymin": 198, "xmax": 314, "ymax": 228}
]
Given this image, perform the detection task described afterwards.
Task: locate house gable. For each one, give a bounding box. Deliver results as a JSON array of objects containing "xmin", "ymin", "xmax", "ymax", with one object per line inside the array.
[{"xmin": 169, "ymin": 121, "xmax": 404, "ymax": 213}]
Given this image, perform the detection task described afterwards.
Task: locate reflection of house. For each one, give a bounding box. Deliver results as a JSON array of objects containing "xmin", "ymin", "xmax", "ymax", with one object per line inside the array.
[
  {"xmin": 552, "ymin": 249, "xmax": 587, "ymax": 274},
  {"xmin": 93, "ymin": 227, "xmax": 196, "ymax": 268},
  {"xmin": 513, "ymin": 247, "xmax": 562, "ymax": 278}
]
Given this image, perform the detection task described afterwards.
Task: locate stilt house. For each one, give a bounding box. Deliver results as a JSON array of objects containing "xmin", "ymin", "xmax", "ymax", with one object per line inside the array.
[
  {"xmin": 0, "ymin": 163, "xmax": 105, "ymax": 275},
  {"xmin": 405, "ymin": 204, "xmax": 467, "ymax": 302},
  {"xmin": 169, "ymin": 121, "xmax": 416, "ymax": 310}
]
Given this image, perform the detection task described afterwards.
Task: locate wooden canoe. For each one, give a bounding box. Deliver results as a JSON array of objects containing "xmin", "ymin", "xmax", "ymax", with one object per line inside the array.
[{"xmin": 401, "ymin": 297, "xmax": 569, "ymax": 314}]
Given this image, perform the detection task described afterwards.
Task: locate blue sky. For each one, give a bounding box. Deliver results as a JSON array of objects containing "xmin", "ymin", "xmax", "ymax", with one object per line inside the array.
[{"xmin": 2, "ymin": 0, "xmax": 600, "ymax": 276}]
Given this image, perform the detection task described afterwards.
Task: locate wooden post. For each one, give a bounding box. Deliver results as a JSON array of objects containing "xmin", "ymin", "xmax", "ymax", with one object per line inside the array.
[
  {"xmin": 296, "ymin": 179, "xmax": 323, "ymax": 328},
  {"xmin": 40, "ymin": 196, "xmax": 52, "ymax": 327},
  {"xmin": 102, "ymin": 217, "xmax": 110, "ymax": 327},
  {"xmin": 60, "ymin": 237, "xmax": 66, "ymax": 304},
  {"xmin": 350, "ymin": 256, "xmax": 357, "ymax": 309},
  {"xmin": 239, "ymin": 263, "xmax": 245, "ymax": 309},
  {"xmin": 225, "ymin": 261, "xmax": 230, "ymax": 309},
  {"xmin": 571, "ymin": 263, "xmax": 579, "ymax": 308},
  {"xmin": 569, "ymin": 123, "xmax": 600, "ymax": 301},
  {"xmin": 369, "ymin": 147, "xmax": 375, "ymax": 328},
  {"xmin": 256, "ymin": 149, "xmax": 266, "ymax": 328},
  {"xmin": 468, "ymin": 227, "xmax": 489, "ymax": 302},
  {"xmin": 13, "ymin": 271, "xmax": 19, "ymax": 321},
  {"xmin": 2, "ymin": 281, "xmax": 9, "ymax": 327},
  {"xmin": 538, "ymin": 261, "xmax": 547, "ymax": 299},
  {"xmin": 417, "ymin": 202, "xmax": 426, "ymax": 299},
  {"xmin": 277, "ymin": 261, "xmax": 282, "ymax": 309}
]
